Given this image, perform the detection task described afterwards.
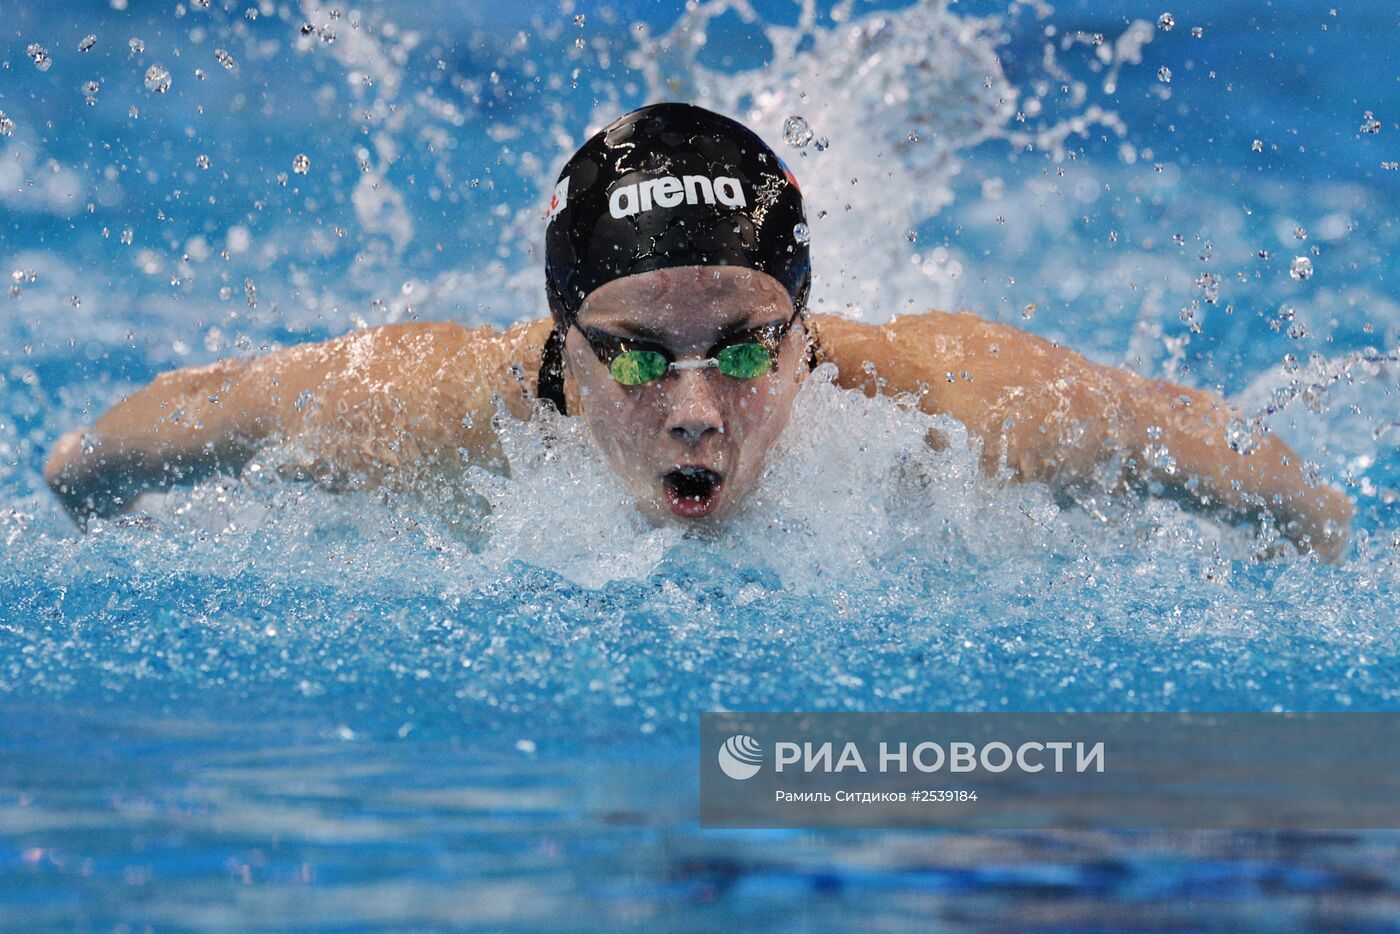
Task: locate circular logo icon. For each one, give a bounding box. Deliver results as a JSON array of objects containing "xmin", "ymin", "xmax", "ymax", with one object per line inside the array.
[{"xmin": 718, "ymin": 734, "xmax": 763, "ymax": 780}]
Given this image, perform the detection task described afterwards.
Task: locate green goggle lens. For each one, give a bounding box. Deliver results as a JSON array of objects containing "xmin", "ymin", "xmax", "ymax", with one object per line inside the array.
[
  {"xmin": 715, "ymin": 342, "xmax": 773, "ymax": 379},
  {"xmin": 605, "ymin": 342, "xmax": 776, "ymax": 385},
  {"xmin": 609, "ymin": 349, "xmax": 670, "ymax": 386}
]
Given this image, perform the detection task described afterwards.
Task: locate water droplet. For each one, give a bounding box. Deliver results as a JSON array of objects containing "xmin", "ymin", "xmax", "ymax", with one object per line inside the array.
[
  {"xmin": 1251, "ymin": 139, "xmax": 1264, "ymax": 152},
  {"xmin": 78, "ymin": 35, "xmax": 97, "ymax": 52},
  {"xmin": 26, "ymin": 44, "xmax": 52, "ymax": 72},
  {"xmin": 573, "ymin": 13, "xmax": 585, "ymax": 26},
  {"xmin": 120, "ymin": 227, "xmax": 133, "ymax": 245},
  {"xmin": 194, "ymin": 0, "xmax": 210, "ymax": 7},
  {"xmin": 1290, "ymin": 256, "xmax": 1313, "ymax": 280},
  {"xmin": 0, "ymin": 113, "xmax": 13, "ymax": 137},
  {"xmin": 905, "ymin": 229, "xmax": 917, "ymax": 243},
  {"xmin": 1195, "ymin": 272, "xmax": 1219, "ymax": 304},
  {"xmin": 783, "ymin": 115, "xmax": 814, "ymax": 149},
  {"xmin": 813, "ymin": 136, "xmax": 830, "ymax": 152},
  {"xmin": 1021, "ymin": 303, "xmax": 1037, "ymax": 319},
  {"xmin": 792, "ymin": 222, "xmax": 810, "ymax": 244},
  {"xmin": 1226, "ymin": 416, "xmax": 1261, "ymax": 455},
  {"xmin": 215, "ymin": 48, "xmax": 235, "ymax": 70},
  {"xmin": 196, "ymin": 154, "xmax": 211, "ymax": 170},
  {"xmin": 129, "ymin": 37, "xmax": 145, "ymax": 55},
  {"xmin": 1157, "ymin": 66, "xmax": 1172, "ymax": 83},
  {"xmin": 145, "ymin": 64, "xmax": 172, "ymax": 93},
  {"xmin": 194, "ymin": 68, "xmax": 206, "ymax": 80},
  {"xmin": 1359, "ymin": 111, "xmax": 1381, "ymax": 134},
  {"xmin": 1293, "ymin": 226, "xmax": 1307, "ymax": 240},
  {"xmin": 1157, "ymin": 12, "xmax": 1175, "ymax": 30},
  {"xmin": 1191, "ymin": 26, "xmax": 1204, "ymax": 38},
  {"xmin": 292, "ymin": 153, "xmax": 310, "ymax": 175},
  {"xmin": 81, "ymin": 80, "xmax": 100, "ymax": 105},
  {"xmin": 244, "ymin": 277, "xmax": 257, "ymax": 307}
]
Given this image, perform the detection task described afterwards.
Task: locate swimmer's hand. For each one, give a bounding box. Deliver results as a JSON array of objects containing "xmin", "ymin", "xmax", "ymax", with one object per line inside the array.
[{"xmin": 818, "ymin": 311, "xmax": 1353, "ymax": 564}]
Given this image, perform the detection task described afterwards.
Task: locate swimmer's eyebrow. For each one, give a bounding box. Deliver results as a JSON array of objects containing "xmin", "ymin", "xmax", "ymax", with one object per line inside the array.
[{"xmin": 587, "ymin": 310, "xmax": 780, "ymax": 343}]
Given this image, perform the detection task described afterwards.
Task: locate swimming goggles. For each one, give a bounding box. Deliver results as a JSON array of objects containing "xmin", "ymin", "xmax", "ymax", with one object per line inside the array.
[{"xmin": 575, "ymin": 309, "xmax": 802, "ymax": 387}]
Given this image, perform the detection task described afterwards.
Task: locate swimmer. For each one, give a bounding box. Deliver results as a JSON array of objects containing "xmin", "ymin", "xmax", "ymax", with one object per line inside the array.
[{"xmin": 44, "ymin": 103, "xmax": 1352, "ymax": 562}]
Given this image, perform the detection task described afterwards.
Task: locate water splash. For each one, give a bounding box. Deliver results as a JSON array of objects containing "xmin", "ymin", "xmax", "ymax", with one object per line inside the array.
[{"xmin": 613, "ymin": 0, "xmax": 1135, "ymax": 320}]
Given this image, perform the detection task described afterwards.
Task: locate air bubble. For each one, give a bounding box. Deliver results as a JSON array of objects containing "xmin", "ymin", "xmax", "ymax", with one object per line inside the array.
[
  {"xmin": 1290, "ymin": 256, "xmax": 1313, "ymax": 280},
  {"xmin": 82, "ymin": 80, "xmax": 100, "ymax": 105},
  {"xmin": 145, "ymin": 64, "xmax": 172, "ymax": 93},
  {"xmin": 1359, "ymin": 111, "xmax": 1381, "ymax": 134},
  {"xmin": 292, "ymin": 153, "xmax": 311, "ymax": 175},
  {"xmin": 215, "ymin": 48, "xmax": 235, "ymax": 70},
  {"xmin": 1157, "ymin": 66, "xmax": 1172, "ymax": 83},
  {"xmin": 78, "ymin": 35, "xmax": 97, "ymax": 52},
  {"xmin": 129, "ymin": 37, "xmax": 145, "ymax": 55},
  {"xmin": 783, "ymin": 115, "xmax": 814, "ymax": 149},
  {"xmin": 0, "ymin": 113, "xmax": 13, "ymax": 137},
  {"xmin": 1157, "ymin": 12, "xmax": 1175, "ymax": 30},
  {"xmin": 1251, "ymin": 139, "xmax": 1264, "ymax": 152},
  {"xmin": 793, "ymin": 222, "xmax": 810, "ymax": 244},
  {"xmin": 196, "ymin": 154, "xmax": 211, "ymax": 170},
  {"xmin": 1293, "ymin": 226, "xmax": 1308, "ymax": 240}
]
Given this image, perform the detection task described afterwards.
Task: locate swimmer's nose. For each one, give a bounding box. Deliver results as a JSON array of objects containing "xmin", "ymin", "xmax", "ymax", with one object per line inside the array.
[{"xmin": 664, "ymin": 368, "xmax": 723, "ymax": 445}]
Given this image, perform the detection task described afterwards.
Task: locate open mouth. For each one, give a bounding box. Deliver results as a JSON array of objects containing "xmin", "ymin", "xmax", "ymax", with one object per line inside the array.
[{"xmin": 661, "ymin": 466, "xmax": 724, "ymax": 518}]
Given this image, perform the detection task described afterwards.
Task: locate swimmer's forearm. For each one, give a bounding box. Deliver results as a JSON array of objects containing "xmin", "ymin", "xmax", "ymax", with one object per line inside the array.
[
  {"xmin": 44, "ymin": 358, "xmax": 284, "ymax": 522},
  {"xmin": 1125, "ymin": 379, "xmax": 1352, "ymax": 562}
]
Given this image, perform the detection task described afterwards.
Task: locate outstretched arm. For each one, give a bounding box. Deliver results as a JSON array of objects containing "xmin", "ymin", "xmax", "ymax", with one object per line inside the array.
[
  {"xmin": 817, "ymin": 311, "xmax": 1353, "ymax": 562},
  {"xmin": 44, "ymin": 320, "xmax": 550, "ymax": 525}
]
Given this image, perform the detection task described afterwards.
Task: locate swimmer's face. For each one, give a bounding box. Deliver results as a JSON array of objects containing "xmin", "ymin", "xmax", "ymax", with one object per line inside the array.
[{"xmin": 565, "ymin": 265, "xmax": 807, "ymax": 524}]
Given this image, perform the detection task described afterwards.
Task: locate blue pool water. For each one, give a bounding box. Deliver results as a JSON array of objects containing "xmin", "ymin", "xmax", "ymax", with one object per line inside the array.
[{"xmin": 3, "ymin": 0, "xmax": 1399, "ymax": 928}]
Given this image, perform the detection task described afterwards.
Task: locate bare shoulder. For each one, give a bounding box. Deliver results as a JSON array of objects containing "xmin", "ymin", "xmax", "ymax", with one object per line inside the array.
[
  {"xmin": 287, "ymin": 318, "xmax": 552, "ymax": 405},
  {"xmin": 810, "ymin": 308, "xmax": 1131, "ymax": 459},
  {"xmin": 812, "ymin": 309, "xmax": 1074, "ymax": 399},
  {"xmin": 278, "ymin": 317, "xmax": 554, "ymax": 485}
]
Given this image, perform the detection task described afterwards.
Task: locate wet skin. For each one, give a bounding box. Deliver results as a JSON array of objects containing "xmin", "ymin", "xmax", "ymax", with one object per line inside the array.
[
  {"xmin": 44, "ymin": 265, "xmax": 1354, "ymax": 562},
  {"xmin": 562, "ymin": 266, "xmax": 808, "ymax": 523}
]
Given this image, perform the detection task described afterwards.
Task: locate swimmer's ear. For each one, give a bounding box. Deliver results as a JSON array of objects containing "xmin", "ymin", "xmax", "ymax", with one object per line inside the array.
[{"xmin": 798, "ymin": 314, "xmax": 819, "ymax": 377}]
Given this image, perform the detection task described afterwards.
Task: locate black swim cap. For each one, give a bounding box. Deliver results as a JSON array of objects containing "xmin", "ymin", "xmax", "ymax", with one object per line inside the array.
[{"xmin": 543, "ymin": 102, "xmax": 811, "ymax": 326}]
